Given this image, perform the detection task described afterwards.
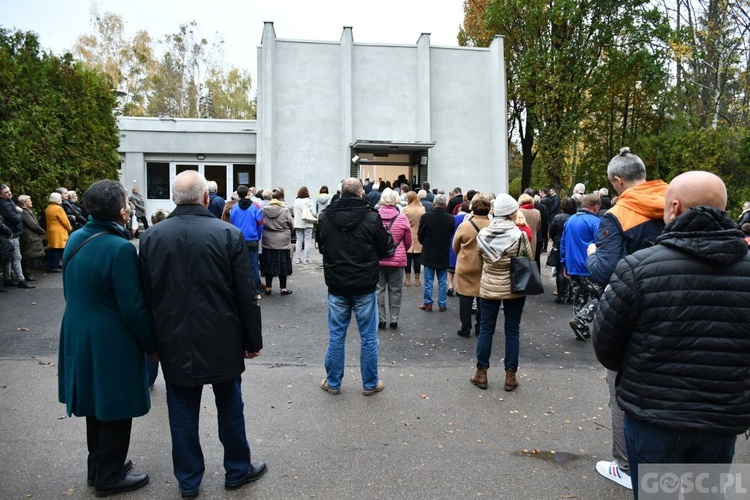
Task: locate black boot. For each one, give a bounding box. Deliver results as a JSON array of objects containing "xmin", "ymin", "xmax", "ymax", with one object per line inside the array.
[
  {"xmin": 17, "ymin": 280, "xmax": 35, "ymax": 289},
  {"xmin": 25, "ymin": 274, "xmax": 38, "ymax": 282}
]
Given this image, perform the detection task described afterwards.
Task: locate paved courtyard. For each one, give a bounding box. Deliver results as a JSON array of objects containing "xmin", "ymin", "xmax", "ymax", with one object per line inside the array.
[{"xmin": 1, "ymin": 246, "xmax": 748, "ymax": 499}]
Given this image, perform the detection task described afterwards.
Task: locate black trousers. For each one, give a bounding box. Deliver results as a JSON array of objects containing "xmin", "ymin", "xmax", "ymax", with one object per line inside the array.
[
  {"xmin": 458, "ymin": 294, "xmax": 481, "ymax": 335},
  {"xmin": 86, "ymin": 416, "xmax": 132, "ymax": 487}
]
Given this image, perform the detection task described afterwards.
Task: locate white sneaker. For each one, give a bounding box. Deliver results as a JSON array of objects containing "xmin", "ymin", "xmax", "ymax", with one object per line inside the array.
[{"xmin": 596, "ymin": 460, "xmax": 632, "ymax": 490}]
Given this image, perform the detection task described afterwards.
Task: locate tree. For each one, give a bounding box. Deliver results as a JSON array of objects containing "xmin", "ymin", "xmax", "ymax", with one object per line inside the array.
[
  {"xmin": 148, "ymin": 21, "xmax": 220, "ymax": 118},
  {"xmin": 205, "ymin": 68, "xmax": 256, "ymax": 119},
  {"xmin": 459, "ymin": 0, "xmax": 671, "ymax": 192},
  {"xmin": 0, "ymin": 27, "xmax": 120, "ymax": 207},
  {"xmin": 73, "ymin": 7, "xmax": 157, "ymax": 116}
]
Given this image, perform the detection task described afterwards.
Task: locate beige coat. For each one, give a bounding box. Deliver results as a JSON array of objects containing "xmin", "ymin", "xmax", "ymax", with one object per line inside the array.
[
  {"xmin": 452, "ymin": 215, "xmax": 491, "ymax": 297},
  {"xmin": 478, "ymin": 230, "xmax": 534, "ymax": 301},
  {"xmin": 45, "ymin": 203, "xmax": 72, "ymax": 249},
  {"xmin": 403, "ymin": 203, "xmax": 425, "ymax": 254},
  {"xmin": 518, "ymin": 205, "xmax": 541, "ymax": 260}
]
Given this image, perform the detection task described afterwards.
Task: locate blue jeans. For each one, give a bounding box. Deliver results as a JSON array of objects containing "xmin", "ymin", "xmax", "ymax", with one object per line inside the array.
[
  {"xmin": 247, "ymin": 245, "xmax": 260, "ymax": 296},
  {"xmin": 422, "ymin": 266, "xmax": 447, "ymax": 307},
  {"xmin": 624, "ymin": 414, "xmax": 736, "ymax": 500},
  {"xmin": 324, "ymin": 292, "xmax": 380, "ymax": 391},
  {"xmin": 165, "ymin": 378, "xmax": 252, "ymax": 493},
  {"xmin": 476, "ymin": 296, "xmax": 526, "ymax": 371}
]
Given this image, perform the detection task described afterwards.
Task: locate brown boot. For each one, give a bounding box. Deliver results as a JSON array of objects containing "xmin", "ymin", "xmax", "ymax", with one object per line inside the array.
[
  {"xmin": 414, "ymin": 274, "xmax": 421, "ymax": 286},
  {"xmin": 404, "ymin": 273, "xmax": 411, "ymax": 286},
  {"xmin": 504, "ymin": 369, "xmax": 518, "ymax": 392},
  {"xmin": 470, "ymin": 367, "xmax": 488, "ymax": 389}
]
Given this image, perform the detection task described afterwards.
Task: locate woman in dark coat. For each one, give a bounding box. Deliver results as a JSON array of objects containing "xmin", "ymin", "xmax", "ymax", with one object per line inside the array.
[
  {"xmin": 18, "ymin": 195, "xmax": 45, "ymax": 281},
  {"xmin": 57, "ymin": 180, "xmax": 156, "ymax": 497}
]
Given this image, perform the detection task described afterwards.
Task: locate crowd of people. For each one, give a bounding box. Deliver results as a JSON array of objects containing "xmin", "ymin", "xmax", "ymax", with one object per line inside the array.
[{"xmin": 3, "ymin": 151, "xmax": 750, "ymax": 499}]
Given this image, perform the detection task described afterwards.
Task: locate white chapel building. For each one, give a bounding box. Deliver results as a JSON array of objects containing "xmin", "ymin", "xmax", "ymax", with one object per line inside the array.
[{"xmin": 118, "ymin": 23, "xmax": 507, "ymax": 217}]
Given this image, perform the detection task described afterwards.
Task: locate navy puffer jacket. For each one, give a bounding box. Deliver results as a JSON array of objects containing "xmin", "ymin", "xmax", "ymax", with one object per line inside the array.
[{"xmin": 593, "ymin": 206, "xmax": 750, "ymax": 434}]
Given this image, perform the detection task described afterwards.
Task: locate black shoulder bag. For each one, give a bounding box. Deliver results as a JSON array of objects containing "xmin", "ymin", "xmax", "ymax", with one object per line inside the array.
[{"xmin": 509, "ymin": 234, "xmax": 544, "ymax": 295}]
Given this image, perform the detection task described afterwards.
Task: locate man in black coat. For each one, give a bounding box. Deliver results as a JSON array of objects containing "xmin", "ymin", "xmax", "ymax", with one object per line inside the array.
[
  {"xmin": 139, "ymin": 170, "xmax": 266, "ymax": 498},
  {"xmin": 593, "ymin": 171, "xmax": 750, "ymax": 494},
  {"xmin": 417, "ymin": 193, "xmax": 454, "ymax": 312},
  {"xmin": 316, "ymin": 178, "xmax": 390, "ymax": 396},
  {"xmin": 0, "ymin": 183, "xmax": 34, "ymax": 288}
]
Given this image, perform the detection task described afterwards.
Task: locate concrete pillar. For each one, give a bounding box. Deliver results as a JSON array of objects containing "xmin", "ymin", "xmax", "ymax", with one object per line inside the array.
[
  {"xmin": 489, "ymin": 35, "xmax": 508, "ymax": 194},
  {"xmin": 416, "ymin": 33, "xmax": 431, "ymax": 142},
  {"xmin": 257, "ymin": 22, "xmax": 276, "ymax": 188},
  {"xmin": 340, "ymin": 27, "xmax": 354, "ymax": 178}
]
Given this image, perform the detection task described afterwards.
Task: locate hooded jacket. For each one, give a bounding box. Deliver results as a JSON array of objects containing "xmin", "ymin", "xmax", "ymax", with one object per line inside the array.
[
  {"xmin": 476, "ymin": 216, "xmax": 533, "ymax": 300},
  {"xmin": 593, "ymin": 207, "xmax": 750, "ymax": 434},
  {"xmin": 587, "ymin": 180, "xmax": 667, "ymax": 286},
  {"xmin": 230, "ymin": 197, "xmax": 264, "ymax": 243},
  {"xmin": 261, "ymin": 200, "xmax": 293, "ymax": 250},
  {"xmin": 316, "ymin": 195, "xmax": 390, "ymax": 296}
]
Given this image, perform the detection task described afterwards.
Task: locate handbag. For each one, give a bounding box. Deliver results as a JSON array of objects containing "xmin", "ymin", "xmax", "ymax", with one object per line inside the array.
[
  {"xmin": 510, "ymin": 235, "xmax": 544, "ymax": 295},
  {"xmin": 546, "ymin": 247, "xmax": 560, "ymax": 267},
  {"xmin": 302, "ymin": 204, "xmax": 317, "ymax": 224}
]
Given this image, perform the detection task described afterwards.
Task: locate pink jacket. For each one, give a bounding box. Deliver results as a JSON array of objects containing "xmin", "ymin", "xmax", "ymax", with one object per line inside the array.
[{"xmin": 378, "ymin": 205, "xmax": 412, "ymax": 267}]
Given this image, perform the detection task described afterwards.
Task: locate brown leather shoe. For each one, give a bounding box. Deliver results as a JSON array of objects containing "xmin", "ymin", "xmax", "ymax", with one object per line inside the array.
[
  {"xmin": 504, "ymin": 369, "xmax": 518, "ymax": 392},
  {"xmin": 470, "ymin": 367, "xmax": 488, "ymax": 389}
]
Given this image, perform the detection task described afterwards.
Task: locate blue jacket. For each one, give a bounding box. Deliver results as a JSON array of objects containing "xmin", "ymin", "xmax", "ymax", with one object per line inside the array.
[
  {"xmin": 586, "ymin": 180, "xmax": 667, "ymax": 286},
  {"xmin": 208, "ymin": 192, "xmax": 225, "ymax": 219},
  {"xmin": 560, "ymin": 209, "xmax": 600, "ymax": 276},
  {"xmin": 230, "ymin": 198, "xmax": 264, "ymax": 242}
]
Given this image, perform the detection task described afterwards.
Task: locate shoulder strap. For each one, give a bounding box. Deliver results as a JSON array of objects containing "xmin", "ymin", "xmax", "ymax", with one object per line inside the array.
[
  {"xmin": 62, "ymin": 231, "xmax": 109, "ymax": 270},
  {"xmin": 515, "ymin": 234, "xmax": 524, "ymax": 257},
  {"xmin": 385, "ymin": 216, "xmax": 402, "ymax": 248},
  {"xmin": 469, "ymin": 218, "xmax": 480, "ymax": 233}
]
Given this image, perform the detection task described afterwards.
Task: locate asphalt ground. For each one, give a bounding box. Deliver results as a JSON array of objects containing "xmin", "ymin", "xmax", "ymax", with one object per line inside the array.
[{"xmin": 1, "ymin": 244, "xmax": 748, "ymax": 499}]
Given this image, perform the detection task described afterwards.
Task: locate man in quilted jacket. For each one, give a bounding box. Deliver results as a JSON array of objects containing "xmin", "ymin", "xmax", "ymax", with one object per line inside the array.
[{"xmin": 593, "ymin": 171, "xmax": 750, "ymax": 498}]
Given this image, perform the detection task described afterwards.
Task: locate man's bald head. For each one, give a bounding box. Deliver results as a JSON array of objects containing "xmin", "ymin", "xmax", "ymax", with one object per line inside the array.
[
  {"xmin": 664, "ymin": 171, "xmax": 727, "ymax": 225},
  {"xmin": 341, "ymin": 177, "xmax": 363, "ymax": 197},
  {"xmin": 173, "ymin": 170, "xmax": 209, "ymax": 206}
]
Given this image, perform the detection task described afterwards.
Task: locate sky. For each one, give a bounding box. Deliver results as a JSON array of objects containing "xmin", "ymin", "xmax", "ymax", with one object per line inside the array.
[{"xmin": 2, "ymin": 0, "xmax": 466, "ymax": 82}]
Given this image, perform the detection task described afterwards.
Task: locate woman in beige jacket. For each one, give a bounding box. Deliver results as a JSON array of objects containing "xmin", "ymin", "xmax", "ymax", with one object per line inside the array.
[
  {"xmin": 402, "ymin": 192, "xmax": 425, "ymax": 286},
  {"xmin": 471, "ymin": 194, "xmax": 533, "ymax": 392},
  {"xmin": 452, "ymin": 196, "xmax": 491, "ymax": 337}
]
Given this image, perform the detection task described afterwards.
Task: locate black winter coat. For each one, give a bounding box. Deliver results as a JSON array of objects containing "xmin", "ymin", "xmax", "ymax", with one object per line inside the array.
[
  {"xmin": 0, "ymin": 199, "xmax": 22, "ymax": 237},
  {"xmin": 593, "ymin": 207, "xmax": 750, "ymax": 434},
  {"xmin": 139, "ymin": 204, "xmax": 262, "ymax": 387},
  {"xmin": 316, "ymin": 195, "xmax": 390, "ymax": 296},
  {"xmin": 418, "ymin": 207, "xmax": 455, "ymax": 268}
]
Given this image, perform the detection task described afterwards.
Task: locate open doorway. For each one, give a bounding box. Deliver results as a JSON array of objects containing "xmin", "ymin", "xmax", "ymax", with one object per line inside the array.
[{"xmin": 352, "ymin": 145, "xmax": 432, "ymax": 190}]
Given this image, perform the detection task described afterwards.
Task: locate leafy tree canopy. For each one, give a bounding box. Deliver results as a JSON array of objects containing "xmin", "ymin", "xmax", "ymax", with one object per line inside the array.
[{"xmin": 0, "ymin": 27, "xmax": 120, "ymax": 212}]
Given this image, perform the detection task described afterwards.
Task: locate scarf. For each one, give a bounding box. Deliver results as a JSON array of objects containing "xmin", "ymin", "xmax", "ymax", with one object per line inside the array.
[{"xmin": 476, "ymin": 216, "xmax": 522, "ymax": 263}]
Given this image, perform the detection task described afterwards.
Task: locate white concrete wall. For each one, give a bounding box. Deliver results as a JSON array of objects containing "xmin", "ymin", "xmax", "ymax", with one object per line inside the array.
[
  {"xmin": 271, "ymin": 41, "xmax": 342, "ymax": 192},
  {"xmin": 429, "ymin": 47, "xmax": 495, "ymax": 193},
  {"xmin": 352, "ymin": 45, "xmax": 418, "ymax": 141},
  {"xmin": 259, "ymin": 27, "xmax": 508, "ymax": 195}
]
